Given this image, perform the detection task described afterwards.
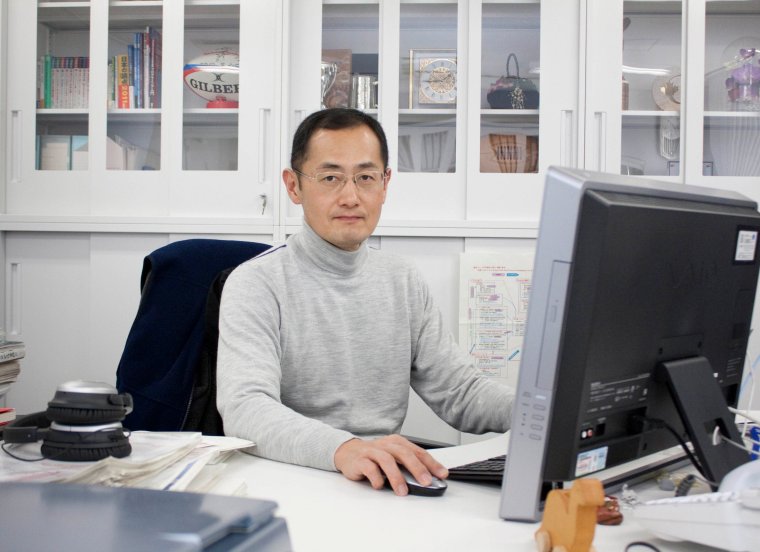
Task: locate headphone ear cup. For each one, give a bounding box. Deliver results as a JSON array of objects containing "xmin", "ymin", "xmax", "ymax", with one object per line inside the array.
[
  {"xmin": 41, "ymin": 441, "xmax": 133, "ymax": 462},
  {"xmin": 41, "ymin": 427, "xmax": 131, "ymax": 462},
  {"xmin": 46, "ymin": 406, "xmax": 125, "ymax": 425}
]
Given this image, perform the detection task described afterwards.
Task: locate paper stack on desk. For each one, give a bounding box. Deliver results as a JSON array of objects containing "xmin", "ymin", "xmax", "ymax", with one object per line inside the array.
[{"xmin": 0, "ymin": 431, "xmax": 255, "ymax": 491}]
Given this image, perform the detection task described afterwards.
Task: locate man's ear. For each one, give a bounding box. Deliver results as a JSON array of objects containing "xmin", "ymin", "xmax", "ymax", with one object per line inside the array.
[
  {"xmin": 283, "ymin": 169, "xmax": 303, "ymax": 205},
  {"xmin": 381, "ymin": 168, "xmax": 391, "ymax": 204}
]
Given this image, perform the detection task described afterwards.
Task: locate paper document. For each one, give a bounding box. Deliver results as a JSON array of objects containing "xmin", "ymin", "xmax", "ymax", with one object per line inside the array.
[
  {"xmin": 0, "ymin": 431, "xmax": 254, "ymax": 490},
  {"xmin": 459, "ymin": 252, "xmax": 533, "ymax": 388}
]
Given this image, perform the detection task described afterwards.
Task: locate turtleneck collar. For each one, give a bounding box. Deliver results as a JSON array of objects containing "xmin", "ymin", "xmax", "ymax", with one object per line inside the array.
[{"xmin": 289, "ymin": 221, "xmax": 369, "ymax": 277}]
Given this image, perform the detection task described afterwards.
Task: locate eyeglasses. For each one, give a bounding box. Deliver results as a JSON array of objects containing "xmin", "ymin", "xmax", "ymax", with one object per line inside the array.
[{"xmin": 292, "ymin": 169, "xmax": 386, "ymax": 193}]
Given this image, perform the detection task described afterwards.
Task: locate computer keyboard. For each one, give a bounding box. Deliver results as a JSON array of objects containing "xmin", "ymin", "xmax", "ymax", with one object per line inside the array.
[{"xmin": 447, "ymin": 455, "xmax": 506, "ymax": 483}]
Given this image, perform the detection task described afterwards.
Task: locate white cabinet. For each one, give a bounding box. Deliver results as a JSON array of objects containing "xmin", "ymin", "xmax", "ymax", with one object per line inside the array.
[
  {"xmin": 586, "ymin": 0, "xmax": 760, "ymax": 203},
  {"xmin": 286, "ymin": 0, "xmax": 581, "ymax": 232},
  {"xmin": 5, "ymin": 0, "xmax": 281, "ymax": 223}
]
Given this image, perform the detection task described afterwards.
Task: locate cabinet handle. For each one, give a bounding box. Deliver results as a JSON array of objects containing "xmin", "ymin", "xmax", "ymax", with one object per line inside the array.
[
  {"xmin": 594, "ymin": 111, "xmax": 607, "ymax": 172},
  {"xmin": 258, "ymin": 108, "xmax": 271, "ymax": 184},
  {"xmin": 9, "ymin": 262, "xmax": 22, "ymax": 337},
  {"xmin": 10, "ymin": 110, "xmax": 22, "ymax": 183},
  {"xmin": 560, "ymin": 109, "xmax": 575, "ymax": 167}
]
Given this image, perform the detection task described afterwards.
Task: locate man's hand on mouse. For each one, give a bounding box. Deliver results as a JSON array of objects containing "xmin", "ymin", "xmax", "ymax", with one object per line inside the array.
[{"xmin": 334, "ymin": 434, "xmax": 448, "ymax": 496}]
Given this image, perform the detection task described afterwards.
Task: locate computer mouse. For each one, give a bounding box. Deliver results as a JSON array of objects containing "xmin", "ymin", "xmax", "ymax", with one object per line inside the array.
[{"xmin": 386, "ymin": 467, "xmax": 448, "ymax": 497}]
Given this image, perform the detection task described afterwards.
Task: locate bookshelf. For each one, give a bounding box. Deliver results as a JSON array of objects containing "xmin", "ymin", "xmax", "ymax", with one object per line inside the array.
[{"xmin": 6, "ymin": 0, "xmax": 281, "ymax": 220}]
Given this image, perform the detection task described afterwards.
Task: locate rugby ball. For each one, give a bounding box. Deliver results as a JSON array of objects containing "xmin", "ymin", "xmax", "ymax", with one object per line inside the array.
[{"xmin": 183, "ymin": 48, "xmax": 240, "ymax": 107}]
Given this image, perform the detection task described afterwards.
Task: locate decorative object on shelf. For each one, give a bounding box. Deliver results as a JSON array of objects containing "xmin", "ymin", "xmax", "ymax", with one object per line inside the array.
[
  {"xmin": 321, "ymin": 62, "xmax": 338, "ymax": 109},
  {"xmin": 350, "ymin": 74, "xmax": 378, "ymax": 110},
  {"xmin": 486, "ymin": 53, "xmax": 539, "ymax": 110},
  {"xmin": 480, "ymin": 133, "xmax": 538, "ymax": 173},
  {"xmin": 651, "ymin": 69, "xmax": 681, "ymax": 111},
  {"xmin": 724, "ymin": 46, "xmax": 760, "ymax": 111},
  {"xmin": 622, "ymin": 17, "xmax": 630, "ymax": 111},
  {"xmin": 708, "ymin": 115, "xmax": 760, "ymax": 176},
  {"xmin": 321, "ymin": 49, "xmax": 352, "ymax": 108},
  {"xmin": 620, "ymin": 156, "xmax": 644, "ymax": 176},
  {"xmin": 622, "ymin": 75, "xmax": 629, "ymax": 110},
  {"xmin": 183, "ymin": 47, "xmax": 239, "ymax": 108},
  {"xmin": 658, "ymin": 117, "xmax": 680, "ymax": 161},
  {"xmin": 409, "ymin": 49, "xmax": 457, "ymax": 108}
]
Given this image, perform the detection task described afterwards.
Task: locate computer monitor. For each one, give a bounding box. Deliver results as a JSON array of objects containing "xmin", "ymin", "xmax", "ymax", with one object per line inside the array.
[{"xmin": 500, "ymin": 166, "xmax": 760, "ymax": 522}]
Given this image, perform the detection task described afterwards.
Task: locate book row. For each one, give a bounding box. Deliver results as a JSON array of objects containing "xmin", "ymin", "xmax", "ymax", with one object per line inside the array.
[
  {"xmin": 36, "ymin": 56, "xmax": 90, "ymax": 109},
  {"xmin": 35, "ymin": 134, "xmax": 159, "ymax": 171},
  {"xmin": 108, "ymin": 26, "xmax": 163, "ymax": 109},
  {"xmin": 36, "ymin": 135, "xmax": 88, "ymax": 171}
]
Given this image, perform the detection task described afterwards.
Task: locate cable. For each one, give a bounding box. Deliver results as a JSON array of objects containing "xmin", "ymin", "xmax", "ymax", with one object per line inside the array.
[
  {"xmin": 674, "ymin": 473, "xmax": 697, "ymax": 496},
  {"xmin": 632, "ymin": 415, "xmax": 717, "ymax": 487},
  {"xmin": 729, "ymin": 406, "xmax": 760, "ymax": 426},
  {"xmin": 718, "ymin": 432, "xmax": 759, "ymax": 452},
  {"xmin": 625, "ymin": 542, "xmax": 661, "ymax": 552}
]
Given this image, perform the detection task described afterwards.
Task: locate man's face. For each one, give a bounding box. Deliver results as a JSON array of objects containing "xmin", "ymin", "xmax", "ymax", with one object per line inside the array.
[{"xmin": 283, "ymin": 125, "xmax": 390, "ymax": 251}]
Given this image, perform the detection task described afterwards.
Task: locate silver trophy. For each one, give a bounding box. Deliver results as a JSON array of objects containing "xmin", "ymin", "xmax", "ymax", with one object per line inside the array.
[{"xmin": 320, "ymin": 62, "xmax": 338, "ymax": 108}]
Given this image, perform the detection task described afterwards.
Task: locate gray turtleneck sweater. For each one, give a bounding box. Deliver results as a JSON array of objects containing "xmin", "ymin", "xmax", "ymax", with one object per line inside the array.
[{"xmin": 217, "ymin": 224, "xmax": 513, "ymax": 471}]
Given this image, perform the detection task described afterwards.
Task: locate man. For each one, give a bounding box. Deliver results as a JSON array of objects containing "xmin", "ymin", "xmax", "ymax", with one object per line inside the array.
[{"xmin": 217, "ymin": 108, "xmax": 513, "ymax": 496}]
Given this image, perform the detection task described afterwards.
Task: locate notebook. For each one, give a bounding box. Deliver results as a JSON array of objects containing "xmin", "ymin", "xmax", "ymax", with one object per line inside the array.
[{"xmin": 0, "ymin": 481, "xmax": 291, "ymax": 551}]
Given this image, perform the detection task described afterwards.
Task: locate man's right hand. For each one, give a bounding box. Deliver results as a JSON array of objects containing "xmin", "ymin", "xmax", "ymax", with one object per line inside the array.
[{"xmin": 333, "ymin": 434, "xmax": 449, "ymax": 496}]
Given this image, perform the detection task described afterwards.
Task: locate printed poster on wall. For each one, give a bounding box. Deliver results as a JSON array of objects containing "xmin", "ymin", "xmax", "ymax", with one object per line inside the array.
[{"xmin": 459, "ymin": 252, "xmax": 534, "ymax": 389}]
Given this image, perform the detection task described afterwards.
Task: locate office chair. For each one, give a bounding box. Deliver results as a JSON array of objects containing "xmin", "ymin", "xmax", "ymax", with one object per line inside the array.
[{"xmin": 115, "ymin": 238, "xmax": 271, "ymax": 434}]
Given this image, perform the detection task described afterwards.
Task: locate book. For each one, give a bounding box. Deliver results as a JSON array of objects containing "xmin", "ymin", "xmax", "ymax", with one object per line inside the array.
[
  {"xmin": 106, "ymin": 136, "xmax": 127, "ymax": 170},
  {"xmin": 71, "ymin": 135, "xmax": 89, "ymax": 170},
  {"xmin": 0, "ymin": 360, "xmax": 21, "ymax": 384},
  {"xmin": 133, "ymin": 33, "xmax": 142, "ymax": 108},
  {"xmin": 39, "ymin": 135, "xmax": 71, "ymax": 170},
  {"xmin": 0, "ymin": 407, "xmax": 16, "ymax": 425},
  {"xmin": 116, "ymin": 54, "xmax": 130, "ymax": 108},
  {"xmin": 0, "ymin": 341, "xmax": 25, "ymax": 363}
]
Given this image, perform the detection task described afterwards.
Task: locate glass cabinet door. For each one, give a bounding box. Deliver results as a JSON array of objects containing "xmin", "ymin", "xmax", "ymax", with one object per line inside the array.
[
  {"xmin": 107, "ymin": 2, "xmax": 162, "ymax": 170},
  {"xmin": 398, "ymin": 1, "xmax": 459, "ymax": 175},
  {"xmin": 703, "ymin": 0, "xmax": 760, "ymax": 178},
  {"xmin": 36, "ymin": 1, "xmax": 91, "ymax": 171},
  {"xmin": 585, "ymin": 0, "xmax": 685, "ymax": 178},
  {"xmin": 321, "ymin": 4, "xmax": 379, "ymax": 114},
  {"xmin": 182, "ymin": 1, "xmax": 240, "ymax": 171},
  {"xmin": 621, "ymin": 1, "xmax": 683, "ymax": 178},
  {"xmin": 478, "ymin": 2, "xmax": 540, "ymax": 176}
]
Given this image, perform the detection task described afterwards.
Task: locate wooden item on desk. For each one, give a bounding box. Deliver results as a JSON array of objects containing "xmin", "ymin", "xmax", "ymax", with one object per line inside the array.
[{"xmin": 534, "ymin": 478, "xmax": 605, "ymax": 552}]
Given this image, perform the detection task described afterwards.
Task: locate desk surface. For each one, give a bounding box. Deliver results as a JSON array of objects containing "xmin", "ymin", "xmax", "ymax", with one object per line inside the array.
[{"xmin": 214, "ymin": 435, "xmax": 722, "ymax": 552}]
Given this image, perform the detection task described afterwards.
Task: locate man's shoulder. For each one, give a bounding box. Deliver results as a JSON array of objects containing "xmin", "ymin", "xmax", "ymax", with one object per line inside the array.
[{"xmin": 228, "ymin": 244, "xmax": 289, "ymax": 280}]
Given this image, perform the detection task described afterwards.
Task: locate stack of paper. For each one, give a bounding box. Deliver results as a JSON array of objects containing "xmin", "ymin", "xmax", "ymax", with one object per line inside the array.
[{"xmin": 0, "ymin": 431, "xmax": 255, "ymax": 492}]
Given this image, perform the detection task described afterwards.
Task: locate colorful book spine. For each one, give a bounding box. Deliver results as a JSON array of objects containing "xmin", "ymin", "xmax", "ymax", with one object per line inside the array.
[
  {"xmin": 117, "ymin": 54, "xmax": 130, "ymax": 108},
  {"xmin": 44, "ymin": 54, "xmax": 52, "ymax": 108},
  {"xmin": 133, "ymin": 33, "xmax": 142, "ymax": 108}
]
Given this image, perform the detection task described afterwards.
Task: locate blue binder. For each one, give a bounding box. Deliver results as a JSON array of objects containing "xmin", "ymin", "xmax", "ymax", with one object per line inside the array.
[{"xmin": 0, "ymin": 481, "xmax": 291, "ymax": 551}]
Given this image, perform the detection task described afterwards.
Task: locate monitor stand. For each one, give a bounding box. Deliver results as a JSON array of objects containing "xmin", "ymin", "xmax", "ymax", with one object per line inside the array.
[{"xmin": 658, "ymin": 356, "xmax": 750, "ymax": 487}]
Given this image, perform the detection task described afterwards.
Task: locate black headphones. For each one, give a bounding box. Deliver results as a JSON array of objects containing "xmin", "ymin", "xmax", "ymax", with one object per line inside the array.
[{"xmin": 2, "ymin": 380, "xmax": 133, "ymax": 461}]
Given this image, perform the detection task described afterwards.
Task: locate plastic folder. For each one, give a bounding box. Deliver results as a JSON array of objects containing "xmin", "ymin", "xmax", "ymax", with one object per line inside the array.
[{"xmin": 0, "ymin": 481, "xmax": 291, "ymax": 551}]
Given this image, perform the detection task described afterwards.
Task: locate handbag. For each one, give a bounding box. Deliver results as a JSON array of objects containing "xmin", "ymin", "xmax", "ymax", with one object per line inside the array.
[{"xmin": 486, "ymin": 53, "xmax": 539, "ymax": 109}]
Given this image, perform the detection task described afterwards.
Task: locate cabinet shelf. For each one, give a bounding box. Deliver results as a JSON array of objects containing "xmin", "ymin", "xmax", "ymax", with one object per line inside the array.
[
  {"xmin": 623, "ymin": 110, "xmax": 679, "ymax": 118},
  {"xmin": 107, "ymin": 109, "xmax": 161, "ymax": 122},
  {"xmin": 37, "ymin": 109, "xmax": 89, "ymax": 116},
  {"xmin": 705, "ymin": 111, "xmax": 760, "ymax": 119},
  {"xmin": 399, "ymin": 109, "xmax": 457, "ymax": 117},
  {"xmin": 481, "ymin": 109, "xmax": 539, "ymax": 116},
  {"xmin": 183, "ymin": 109, "xmax": 239, "ymax": 126}
]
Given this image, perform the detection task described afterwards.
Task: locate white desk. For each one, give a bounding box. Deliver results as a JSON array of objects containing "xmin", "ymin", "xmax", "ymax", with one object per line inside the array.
[{"xmin": 213, "ymin": 435, "xmax": 720, "ymax": 552}]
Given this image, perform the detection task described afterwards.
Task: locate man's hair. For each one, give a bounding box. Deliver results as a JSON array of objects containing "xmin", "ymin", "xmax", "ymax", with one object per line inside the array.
[{"xmin": 290, "ymin": 108, "xmax": 389, "ymax": 171}]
